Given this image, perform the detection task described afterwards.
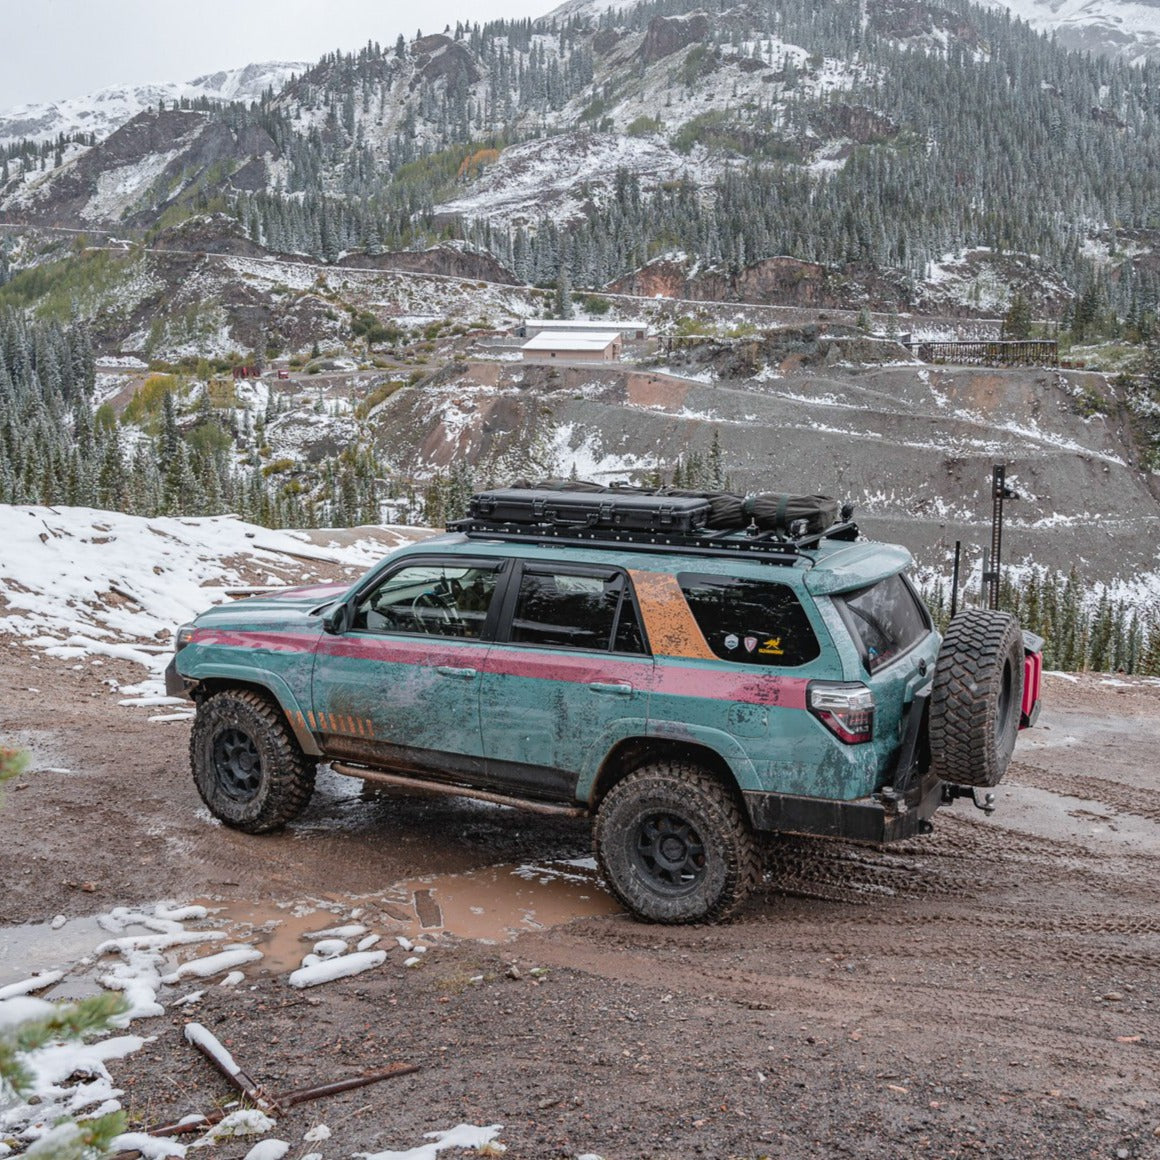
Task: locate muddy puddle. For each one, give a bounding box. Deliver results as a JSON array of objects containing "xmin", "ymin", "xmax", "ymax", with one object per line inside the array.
[
  {"xmin": 199, "ymin": 858, "xmax": 619, "ymax": 968},
  {"xmin": 0, "ymin": 860, "xmax": 619, "ymax": 992},
  {"xmin": 0, "ymin": 915, "xmax": 113, "ymax": 998},
  {"xmin": 379, "ymin": 858, "xmax": 619, "ymax": 943}
]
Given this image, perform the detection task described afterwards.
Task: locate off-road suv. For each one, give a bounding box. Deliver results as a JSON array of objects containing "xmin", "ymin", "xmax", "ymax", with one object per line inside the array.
[{"xmin": 168, "ymin": 486, "xmax": 1043, "ymax": 924}]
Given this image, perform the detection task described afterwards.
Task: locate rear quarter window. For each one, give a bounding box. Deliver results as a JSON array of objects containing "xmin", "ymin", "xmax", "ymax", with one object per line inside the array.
[
  {"xmin": 833, "ymin": 574, "xmax": 931, "ymax": 673},
  {"xmin": 677, "ymin": 573, "xmax": 820, "ymax": 666}
]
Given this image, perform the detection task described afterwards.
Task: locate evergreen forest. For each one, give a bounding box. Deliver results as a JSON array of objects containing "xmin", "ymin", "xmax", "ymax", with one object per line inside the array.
[{"xmin": 196, "ymin": 0, "xmax": 1160, "ymax": 320}]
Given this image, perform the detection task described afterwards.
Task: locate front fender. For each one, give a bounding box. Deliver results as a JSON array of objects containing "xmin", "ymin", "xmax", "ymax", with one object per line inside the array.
[{"xmin": 184, "ymin": 662, "xmax": 322, "ymax": 757}]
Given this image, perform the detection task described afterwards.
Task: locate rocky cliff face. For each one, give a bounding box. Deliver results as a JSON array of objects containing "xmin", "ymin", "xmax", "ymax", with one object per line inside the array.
[
  {"xmin": 611, "ymin": 256, "xmax": 909, "ymax": 312},
  {"xmin": 639, "ymin": 12, "xmax": 712, "ymax": 62},
  {"xmin": 2, "ymin": 109, "xmax": 280, "ymax": 227}
]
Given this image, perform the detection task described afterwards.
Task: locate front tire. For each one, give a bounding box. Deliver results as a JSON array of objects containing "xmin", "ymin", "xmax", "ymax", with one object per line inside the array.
[
  {"xmin": 593, "ymin": 763, "xmax": 760, "ymax": 924},
  {"xmin": 190, "ymin": 689, "xmax": 315, "ymax": 832}
]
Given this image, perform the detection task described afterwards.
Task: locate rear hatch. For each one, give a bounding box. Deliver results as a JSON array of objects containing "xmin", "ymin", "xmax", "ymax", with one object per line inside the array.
[{"xmin": 827, "ymin": 572, "xmax": 939, "ymax": 788}]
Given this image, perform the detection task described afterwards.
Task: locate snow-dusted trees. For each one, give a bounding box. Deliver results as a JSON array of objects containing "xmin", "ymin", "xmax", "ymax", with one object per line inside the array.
[
  {"xmin": 0, "ymin": 313, "xmax": 374, "ymax": 529},
  {"xmin": 214, "ymin": 0, "xmax": 1160, "ymax": 328}
]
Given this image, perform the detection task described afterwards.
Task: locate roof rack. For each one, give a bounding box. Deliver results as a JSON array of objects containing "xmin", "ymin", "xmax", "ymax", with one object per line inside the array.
[{"xmin": 448, "ymin": 487, "xmax": 859, "ymax": 564}]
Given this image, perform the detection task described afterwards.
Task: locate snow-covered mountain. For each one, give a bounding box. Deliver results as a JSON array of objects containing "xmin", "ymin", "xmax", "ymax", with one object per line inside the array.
[
  {"xmin": 991, "ymin": 0, "xmax": 1160, "ymax": 62},
  {"xmin": 0, "ymin": 61, "xmax": 311, "ymax": 151},
  {"xmin": 555, "ymin": 0, "xmax": 1160, "ymax": 60},
  {"xmin": 2, "ymin": 0, "xmax": 1156, "ymax": 334}
]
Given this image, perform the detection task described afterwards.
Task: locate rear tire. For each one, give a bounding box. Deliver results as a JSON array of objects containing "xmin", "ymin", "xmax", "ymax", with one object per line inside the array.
[
  {"xmin": 930, "ymin": 610, "xmax": 1024, "ymax": 788},
  {"xmin": 190, "ymin": 689, "xmax": 315, "ymax": 832},
  {"xmin": 594, "ymin": 763, "xmax": 760, "ymax": 924}
]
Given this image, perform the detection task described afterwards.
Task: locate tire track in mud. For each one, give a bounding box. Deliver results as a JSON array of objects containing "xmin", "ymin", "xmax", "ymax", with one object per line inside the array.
[
  {"xmin": 1007, "ymin": 762, "xmax": 1160, "ymax": 824},
  {"xmin": 741, "ymin": 899, "xmax": 1160, "ymax": 972},
  {"xmin": 816, "ymin": 907, "xmax": 1160, "ymax": 938},
  {"xmin": 718, "ymin": 912, "xmax": 1160, "ymax": 986},
  {"xmin": 759, "ymin": 811, "xmax": 1124, "ymax": 907},
  {"xmin": 902, "ymin": 811, "xmax": 1104, "ymax": 862}
]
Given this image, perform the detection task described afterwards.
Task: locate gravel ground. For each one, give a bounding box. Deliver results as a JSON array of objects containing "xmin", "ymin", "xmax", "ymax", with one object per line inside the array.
[{"xmin": 2, "ymin": 642, "xmax": 1160, "ymax": 1160}]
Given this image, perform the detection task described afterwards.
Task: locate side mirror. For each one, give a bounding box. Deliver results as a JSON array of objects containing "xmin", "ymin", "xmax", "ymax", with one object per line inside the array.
[{"xmin": 322, "ymin": 603, "xmax": 351, "ymax": 635}]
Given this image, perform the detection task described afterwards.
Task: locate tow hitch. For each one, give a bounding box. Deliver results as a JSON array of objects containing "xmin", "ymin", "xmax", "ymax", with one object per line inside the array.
[{"xmin": 943, "ymin": 783, "xmax": 997, "ymax": 816}]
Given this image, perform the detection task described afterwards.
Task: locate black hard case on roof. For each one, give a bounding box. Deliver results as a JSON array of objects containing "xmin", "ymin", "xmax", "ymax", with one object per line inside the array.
[{"xmin": 468, "ymin": 488, "xmax": 712, "ymax": 532}]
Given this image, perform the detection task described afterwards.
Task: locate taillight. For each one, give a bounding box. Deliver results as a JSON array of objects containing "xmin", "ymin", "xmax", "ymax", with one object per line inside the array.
[{"xmin": 808, "ymin": 682, "xmax": 875, "ymax": 744}]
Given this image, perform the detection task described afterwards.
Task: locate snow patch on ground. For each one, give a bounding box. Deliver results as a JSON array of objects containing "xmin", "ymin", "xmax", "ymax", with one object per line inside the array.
[
  {"xmin": 355, "ymin": 1123, "xmax": 505, "ymax": 1160},
  {"xmin": 551, "ymin": 423, "xmax": 648, "ymax": 482},
  {"xmin": 437, "ymin": 132, "xmax": 714, "ymax": 228},
  {"xmin": 0, "ymin": 898, "xmax": 406, "ymax": 1152},
  {"xmin": 0, "ymin": 506, "xmax": 411, "ymax": 700}
]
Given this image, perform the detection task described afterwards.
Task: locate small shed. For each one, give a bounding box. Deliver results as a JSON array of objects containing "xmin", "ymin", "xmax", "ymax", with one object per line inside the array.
[{"xmin": 521, "ymin": 331, "xmax": 622, "ymax": 363}]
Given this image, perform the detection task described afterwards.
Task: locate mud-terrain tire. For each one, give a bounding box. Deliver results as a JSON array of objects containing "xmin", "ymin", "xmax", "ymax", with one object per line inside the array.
[
  {"xmin": 594, "ymin": 763, "xmax": 760, "ymax": 924},
  {"xmin": 929, "ymin": 610, "xmax": 1024, "ymax": 789},
  {"xmin": 190, "ymin": 689, "xmax": 316, "ymax": 833}
]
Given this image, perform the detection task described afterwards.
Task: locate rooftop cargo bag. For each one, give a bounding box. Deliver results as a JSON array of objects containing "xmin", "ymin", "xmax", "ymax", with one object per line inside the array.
[{"xmin": 747, "ymin": 493, "xmax": 839, "ymax": 536}]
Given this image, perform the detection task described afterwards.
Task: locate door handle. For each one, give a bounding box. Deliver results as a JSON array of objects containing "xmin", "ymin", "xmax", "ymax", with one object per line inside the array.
[
  {"xmin": 436, "ymin": 666, "xmax": 478, "ymax": 679},
  {"xmin": 589, "ymin": 681, "xmax": 633, "ymax": 696}
]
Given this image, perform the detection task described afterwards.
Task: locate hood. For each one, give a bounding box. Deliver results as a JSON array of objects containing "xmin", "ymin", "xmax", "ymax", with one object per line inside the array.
[{"xmin": 191, "ymin": 581, "xmax": 348, "ymax": 628}]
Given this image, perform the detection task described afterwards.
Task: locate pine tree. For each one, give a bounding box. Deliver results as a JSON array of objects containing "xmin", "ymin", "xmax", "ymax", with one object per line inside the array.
[
  {"xmin": 1002, "ymin": 292, "xmax": 1033, "ymax": 340},
  {"xmin": 423, "ymin": 472, "xmax": 448, "ymax": 528},
  {"xmin": 554, "ymin": 267, "xmax": 572, "ymax": 319},
  {"xmin": 1144, "ymin": 333, "xmax": 1160, "ymax": 398},
  {"xmin": 709, "ymin": 428, "xmax": 724, "ymax": 489}
]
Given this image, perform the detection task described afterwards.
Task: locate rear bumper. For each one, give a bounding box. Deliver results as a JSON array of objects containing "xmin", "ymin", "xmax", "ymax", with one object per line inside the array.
[{"xmin": 744, "ymin": 770, "xmax": 944, "ymax": 843}]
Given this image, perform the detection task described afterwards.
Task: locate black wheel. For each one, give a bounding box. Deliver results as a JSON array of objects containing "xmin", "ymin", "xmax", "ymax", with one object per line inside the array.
[
  {"xmin": 593, "ymin": 763, "xmax": 760, "ymax": 924},
  {"xmin": 929, "ymin": 610, "xmax": 1024, "ymax": 789},
  {"xmin": 190, "ymin": 689, "xmax": 315, "ymax": 832}
]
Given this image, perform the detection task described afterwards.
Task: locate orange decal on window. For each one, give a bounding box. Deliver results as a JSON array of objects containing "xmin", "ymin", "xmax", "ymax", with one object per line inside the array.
[{"xmin": 629, "ymin": 569, "xmax": 716, "ymax": 661}]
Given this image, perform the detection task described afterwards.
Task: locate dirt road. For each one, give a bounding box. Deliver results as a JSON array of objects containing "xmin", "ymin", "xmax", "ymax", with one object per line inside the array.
[{"xmin": 2, "ymin": 642, "xmax": 1159, "ymax": 1159}]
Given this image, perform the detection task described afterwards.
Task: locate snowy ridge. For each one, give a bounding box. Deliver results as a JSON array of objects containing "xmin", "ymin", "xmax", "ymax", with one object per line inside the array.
[
  {"xmin": 0, "ymin": 62, "xmax": 310, "ymax": 150},
  {"xmin": 987, "ymin": 0, "xmax": 1160, "ymax": 61}
]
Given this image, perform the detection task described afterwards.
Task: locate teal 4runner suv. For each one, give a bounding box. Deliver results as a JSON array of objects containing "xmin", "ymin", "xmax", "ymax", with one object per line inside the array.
[{"xmin": 168, "ymin": 485, "xmax": 1043, "ymax": 924}]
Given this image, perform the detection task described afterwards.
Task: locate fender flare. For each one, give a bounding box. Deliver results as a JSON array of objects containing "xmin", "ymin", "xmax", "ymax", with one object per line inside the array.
[
  {"xmin": 577, "ymin": 720, "xmax": 758, "ymax": 804},
  {"xmin": 185, "ymin": 663, "xmax": 322, "ymax": 757}
]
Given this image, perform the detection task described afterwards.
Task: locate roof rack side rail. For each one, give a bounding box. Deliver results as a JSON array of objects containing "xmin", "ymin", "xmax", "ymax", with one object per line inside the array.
[{"xmin": 448, "ymin": 520, "xmax": 808, "ymax": 564}]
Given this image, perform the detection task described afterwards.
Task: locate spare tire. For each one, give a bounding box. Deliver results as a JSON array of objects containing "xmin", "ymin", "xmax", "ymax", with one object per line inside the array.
[{"xmin": 929, "ymin": 609, "xmax": 1024, "ymax": 788}]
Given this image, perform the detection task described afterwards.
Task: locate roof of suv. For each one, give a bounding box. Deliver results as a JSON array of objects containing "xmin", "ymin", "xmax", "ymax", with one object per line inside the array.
[{"xmin": 394, "ymin": 531, "xmax": 913, "ymax": 595}]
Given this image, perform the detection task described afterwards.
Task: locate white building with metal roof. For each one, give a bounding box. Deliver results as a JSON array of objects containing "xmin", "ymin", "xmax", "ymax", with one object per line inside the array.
[{"xmin": 521, "ymin": 331, "xmax": 623, "ymax": 363}]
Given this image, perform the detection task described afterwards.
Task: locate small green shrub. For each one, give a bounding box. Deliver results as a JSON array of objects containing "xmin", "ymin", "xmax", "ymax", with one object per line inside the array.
[{"xmin": 627, "ymin": 115, "xmax": 662, "ymax": 137}]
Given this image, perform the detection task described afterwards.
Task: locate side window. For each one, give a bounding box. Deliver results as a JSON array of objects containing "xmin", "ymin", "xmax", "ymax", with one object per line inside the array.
[
  {"xmin": 677, "ymin": 572, "xmax": 821, "ymax": 666},
  {"xmin": 353, "ymin": 563, "xmax": 500, "ymax": 639},
  {"xmin": 510, "ymin": 569, "xmax": 643, "ymax": 653},
  {"xmin": 614, "ymin": 592, "xmax": 646, "ymax": 655},
  {"xmin": 834, "ymin": 574, "xmax": 931, "ymax": 673}
]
